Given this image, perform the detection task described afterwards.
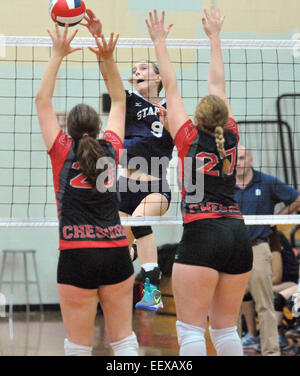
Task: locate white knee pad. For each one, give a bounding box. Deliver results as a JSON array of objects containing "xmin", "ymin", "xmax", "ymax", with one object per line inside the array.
[
  {"xmin": 64, "ymin": 338, "xmax": 93, "ymax": 356},
  {"xmin": 176, "ymin": 320, "xmax": 207, "ymax": 356},
  {"xmin": 209, "ymin": 326, "xmax": 243, "ymax": 356},
  {"xmin": 110, "ymin": 332, "xmax": 139, "ymax": 356}
]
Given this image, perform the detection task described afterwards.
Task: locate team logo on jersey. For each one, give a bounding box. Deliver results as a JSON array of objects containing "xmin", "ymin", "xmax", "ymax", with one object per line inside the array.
[{"xmin": 135, "ymin": 102, "xmax": 142, "ymax": 107}]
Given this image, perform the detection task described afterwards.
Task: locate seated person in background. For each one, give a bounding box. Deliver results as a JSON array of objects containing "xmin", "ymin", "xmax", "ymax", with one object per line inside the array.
[
  {"xmin": 271, "ymin": 227, "xmax": 299, "ymax": 293},
  {"xmin": 235, "ymin": 145, "xmax": 300, "ymax": 356},
  {"xmin": 242, "ymin": 227, "xmax": 299, "ymax": 351}
]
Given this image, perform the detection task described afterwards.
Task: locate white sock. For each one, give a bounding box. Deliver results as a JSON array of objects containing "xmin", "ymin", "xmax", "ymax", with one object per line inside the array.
[
  {"xmin": 209, "ymin": 326, "xmax": 243, "ymax": 356},
  {"xmin": 64, "ymin": 338, "xmax": 93, "ymax": 356},
  {"xmin": 110, "ymin": 332, "xmax": 139, "ymax": 356},
  {"xmin": 141, "ymin": 263, "xmax": 158, "ymax": 272},
  {"xmin": 176, "ymin": 320, "xmax": 207, "ymax": 356}
]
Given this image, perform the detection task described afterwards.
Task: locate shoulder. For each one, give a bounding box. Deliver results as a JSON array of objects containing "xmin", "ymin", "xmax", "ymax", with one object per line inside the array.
[
  {"xmin": 174, "ymin": 119, "xmax": 198, "ymax": 150},
  {"xmin": 99, "ymin": 139, "xmax": 116, "ymax": 158},
  {"xmin": 126, "ymin": 89, "xmax": 139, "ymax": 100},
  {"xmin": 224, "ymin": 117, "xmax": 239, "ymax": 142},
  {"xmin": 224, "ymin": 128, "xmax": 238, "ymax": 146},
  {"xmin": 258, "ymin": 171, "xmax": 282, "ymax": 184},
  {"xmin": 102, "ymin": 130, "xmax": 124, "ymax": 164},
  {"xmin": 48, "ymin": 130, "xmax": 73, "ymax": 157},
  {"xmin": 102, "ymin": 130, "xmax": 123, "ymax": 149}
]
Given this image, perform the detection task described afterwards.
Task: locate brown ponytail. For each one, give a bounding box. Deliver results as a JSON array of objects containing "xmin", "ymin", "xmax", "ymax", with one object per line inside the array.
[
  {"xmin": 195, "ymin": 95, "xmax": 231, "ymax": 177},
  {"xmin": 67, "ymin": 104, "xmax": 106, "ymax": 191},
  {"xmin": 77, "ymin": 136, "xmax": 106, "ymax": 190}
]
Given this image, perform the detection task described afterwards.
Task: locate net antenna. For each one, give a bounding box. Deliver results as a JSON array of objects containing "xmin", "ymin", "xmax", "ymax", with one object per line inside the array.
[{"xmin": 0, "ymin": 36, "xmax": 299, "ymax": 227}]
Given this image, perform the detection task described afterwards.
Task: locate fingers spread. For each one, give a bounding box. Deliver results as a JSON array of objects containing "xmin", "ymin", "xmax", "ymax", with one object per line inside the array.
[
  {"xmin": 149, "ymin": 11, "xmax": 154, "ymax": 26},
  {"xmin": 88, "ymin": 46, "xmax": 99, "ymax": 54},
  {"xmin": 67, "ymin": 28, "xmax": 79, "ymax": 44},
  {"xmin": 203, "ymin": 8, "xmax": 210, "ymax": 21},
  {"xmin": 55, "ymin": 22, "xmax": 61, "ymax": 38},
  {"xmin": 86, "ymin": 8, "xmax": 96, "ymax": 18},
  {"xmin": 112, "ymin": 33, "xmax": 120, "ymax": 49},
  {"xmin": 161, "ymin": 10, "xmax": 165, "ymax": 25},
  {"xmin": 63, "ymin": 23, "xmax": 69, "ymax": 39},
  {"xmin": 47, "ymin": 29, "xmax": 55, "ymax": 42}
]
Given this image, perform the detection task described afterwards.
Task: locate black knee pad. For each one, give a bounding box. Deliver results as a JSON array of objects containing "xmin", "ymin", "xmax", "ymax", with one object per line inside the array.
[
  {"xmin": 274, "ymin": 292, "xmax": 287, "ymax": 312},
  {"xmin": 131, "ymin": 226, "xmax": 153, "ymax": 239},
  {"xmin": 137, "ymin": 266, "xmax": 161, "ymax": 286},
  {"xmin": 243, "ymin": 292, "xmax": 253, "ymax": 302}
]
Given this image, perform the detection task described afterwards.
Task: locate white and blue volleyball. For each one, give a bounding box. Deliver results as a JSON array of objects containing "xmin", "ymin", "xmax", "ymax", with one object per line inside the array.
[{"xmin": 50, "ymin": 0, "xmax": 86, "ymax": 27}]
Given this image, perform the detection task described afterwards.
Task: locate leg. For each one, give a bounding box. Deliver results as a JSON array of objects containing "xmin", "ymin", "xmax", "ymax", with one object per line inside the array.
[
  {"xmin": 133, "ymin": 194, "xmax": 169, "ymax": 311},
  {"xmin": 98, "ymin": 274, "xmax": 138, "ymax": 355},
  {"xmin": 273, "ymin": 281, "xmax": 297, "ymax": 294},
  {"xmin": 248, "ymin": 243, "xmax": 280, "ymax": 356},
  {"xmin": 241, "ymin": 300, "xmax": 257, "ymax": 337},
  {"xmin": 57, "ymin": 284, "xmax": 99, "ymax": 348},
  {"xmin": 209, "ymin": 271, "xmax": 251, "ymax": 356},
  {"xmin": 99, "ymin": 274, "xmax": 135, "ymax": 343},
  {"xmin": 210, "ymin": 272, "xmax": 251, "ymax": 328},
  {"xmin": 132, "ymin": 193, "xmax": 168, "ymax": 265},
  {"xmin": 172, "ymin": 263, "xmax": 219, "ymax": 356},
  {"xmin": 173, "ymin": 263, "xmax": 219, "ymax": 326}
]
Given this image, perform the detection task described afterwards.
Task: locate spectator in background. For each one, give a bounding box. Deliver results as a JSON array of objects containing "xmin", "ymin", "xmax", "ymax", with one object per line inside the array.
[
  {"xmin": 241, "ymin": 227, "xmax": 299, "ymax": 352},
  {"xmin": 235, "ymin": 145, "xmax": 300, "ymax": 356}
]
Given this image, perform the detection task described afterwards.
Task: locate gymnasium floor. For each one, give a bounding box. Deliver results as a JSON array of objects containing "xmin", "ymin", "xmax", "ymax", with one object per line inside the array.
[{"xmin": 0, "ymin": 309, "xmax": 297, "ymax": 356}]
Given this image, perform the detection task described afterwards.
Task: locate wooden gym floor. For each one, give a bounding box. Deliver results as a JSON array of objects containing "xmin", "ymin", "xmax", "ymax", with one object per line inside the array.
[{"xmin": 0, "ymin": 309, "xmax": 297, "ymax": 356}]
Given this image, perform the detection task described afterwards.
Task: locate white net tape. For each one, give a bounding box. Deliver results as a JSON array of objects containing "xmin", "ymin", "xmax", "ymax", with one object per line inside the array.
[
  {"xmin": 1, "ymin": 215, "xmax": 300, "ymax": 228},
  {"xmin": 1, "ymin": 37, "xmax": 300, "ymax": 49}
]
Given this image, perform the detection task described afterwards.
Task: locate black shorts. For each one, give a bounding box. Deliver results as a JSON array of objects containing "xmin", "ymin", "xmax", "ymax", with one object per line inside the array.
[
  {"xmin": 175, "ymin": 217, "xmax": 253, "ymax": 275},
  {"xmin": 117, "ymin": 176, "xmax": 171, "ymax": 215},
  {"xmin": 57, "ymin": 247, "xmax": 134, "ymax": 289}
]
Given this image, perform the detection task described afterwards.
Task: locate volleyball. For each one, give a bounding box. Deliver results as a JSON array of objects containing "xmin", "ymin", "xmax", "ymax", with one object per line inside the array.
[{"xmin": 49, "ymin": 0, "xmax": 86, "ymax": 27}]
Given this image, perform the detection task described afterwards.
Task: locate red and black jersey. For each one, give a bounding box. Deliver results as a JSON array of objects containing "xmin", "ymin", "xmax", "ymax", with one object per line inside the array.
[
  {"xmin": 174, "ymin": 118, "xmax": 243, "ymax": 224},
  {"xmin": 48, "ymin": 130, "xmax": 129, "ymax": 250}
]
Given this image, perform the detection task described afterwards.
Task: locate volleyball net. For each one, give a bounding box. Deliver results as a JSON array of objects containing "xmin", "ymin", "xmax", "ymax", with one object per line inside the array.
[{"xmin": 0, "ymin": 36, "xmax": 300, "ymax": 227}]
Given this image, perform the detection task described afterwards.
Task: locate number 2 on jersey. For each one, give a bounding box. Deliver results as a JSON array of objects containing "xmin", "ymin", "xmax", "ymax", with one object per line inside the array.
[
  {"xmin": 70, "ymin": 162, "xmax": 91, "ymax": 189},
  {"xmin": 70, "ymin": 162, "xmax": 115, "ymax": 190},
  {"xmin": 196, "ymin": 147, "xmax": 236, "ymax": 176}
]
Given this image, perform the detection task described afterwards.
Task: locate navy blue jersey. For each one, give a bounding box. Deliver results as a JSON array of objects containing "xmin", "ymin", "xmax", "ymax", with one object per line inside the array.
[{"xmin": 119, "ymin": 90, "xmax": 174, "ymax": 179}]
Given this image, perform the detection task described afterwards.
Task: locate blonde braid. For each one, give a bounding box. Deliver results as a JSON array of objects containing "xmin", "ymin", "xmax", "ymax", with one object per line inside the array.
[{"xmin": 214, "ymin": 126, "xmax": 231, "ymax": 176}]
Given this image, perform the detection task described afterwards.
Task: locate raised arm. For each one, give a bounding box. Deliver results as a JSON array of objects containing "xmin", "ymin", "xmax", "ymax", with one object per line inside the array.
[
  {"xmin": 146, "ymin": 10, "xmax": 189, "ymax": 139},
  {"xmin": 89, "ymin": 33, "xmax": 126, "ymax": 141},
  {"xmin": 81, "ymin": 9, "xmax": 110, "ymax": 92},
  {"xmin": 35, "ymin": 24, "xmax": 81, "ymax": 150},
  {"xmin": 202, "ymin": 6, "xmax": 234, "ymax": 118}
]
